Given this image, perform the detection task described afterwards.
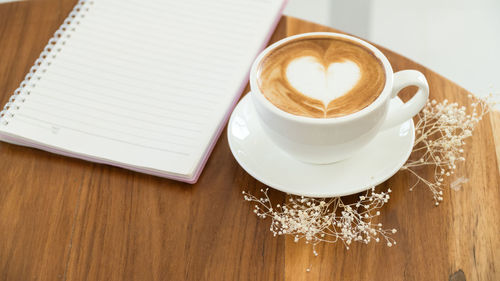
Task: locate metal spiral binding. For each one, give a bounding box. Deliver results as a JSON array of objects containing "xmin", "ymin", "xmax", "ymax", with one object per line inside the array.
[{"xmin": 0, "ymin": 0, "xmax": 94, "ymax": 126}]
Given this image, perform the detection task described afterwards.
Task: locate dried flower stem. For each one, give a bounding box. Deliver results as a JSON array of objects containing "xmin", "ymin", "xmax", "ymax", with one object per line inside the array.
[
  {"xmin": 243, "ymin": 187, "xmax": 396, "ymax": 250},
  {"xmin": 402, "ymin": 94, "xmax": 494, "ymax": 205}
]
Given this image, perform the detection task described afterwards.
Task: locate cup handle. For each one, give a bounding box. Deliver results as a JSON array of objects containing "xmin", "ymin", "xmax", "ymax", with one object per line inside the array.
[{"xmin": 381, "ymin": 70, "xmax": 429, "ymax": 130}]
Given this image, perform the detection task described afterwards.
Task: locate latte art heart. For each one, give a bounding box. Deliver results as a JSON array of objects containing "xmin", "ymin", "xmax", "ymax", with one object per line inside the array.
[
  {"xmin": 285, "ymin": 56, "xmax": 361, "ymax": 106},
  {"xmin": 257, "ymin": 36, "xmax": 386, "ymax": 118}
]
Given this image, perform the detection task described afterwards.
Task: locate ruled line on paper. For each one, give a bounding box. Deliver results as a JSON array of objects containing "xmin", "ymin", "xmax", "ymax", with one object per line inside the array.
[
  {"xmin": 30, "ymin": 84, "xmax": 209, "ymax": 124},
  {"xmin": 26, "ymin": 89, "xmax": 204, "ymax": 132},
  {"xmin": 18, "ymin": 106, "xmax": 197, "ymax": 147},
  {"xmin": 41, "ymin": 65, "xmax": 221, "ymax": 112},
  {"xmin": 58, "ymin": 44, "xmax": 232, "ymax": 78},
  {"xmin": 21, "ymin": 96, "xmax": 201, "ymax": 141},
  {"xmin": 35, "ymin": 80, "xmax": 214, "ymax": 115},
  {"xmin": 16, "ymin": 103, "xmax": 200, "ymax": 142},
  {"xmin": 74, "ymin": 30, "xmax": 248, "ymax": 60},
  {"xmin": 49, "ymin": 61, "xmax": 226, "ymax": 92},
  {"xmin": 78, "ymin": 17, "xmax": 253, "ymax": 54},
  {"xmin": 93, "ymin": 1, "xmax": 265, "ymax": 29},
  {"xmin": 68, "ymin": 28, "xmax": 244, "ymax": 64},
  {"xmin": 65, "ymin": 38, "xmax": 241, "ymax": 71},
  {"xmin": 61, "ymin": 41, "xmax": 235, "ymax": 80},
  {"xmin": 43, "ymin": 67, "xmax": 224, "ymax": 104},
  {"xmin": 39, "ymin": 75, "xmax": 221, "ymax": 104},
  {"xmin": 72, "ymin": 27, "xmax": 247, "ymax": 59},
  {"xmin": 14, "ymin": 114, "xmax": 191, "ymax": 156},
  {"xmin": 52, "ymin": 56, "xmax": 228, "ymax": 91},
  {"xmin": 99, "ymin": 0, "xmax": 269, "ymax": 20}
]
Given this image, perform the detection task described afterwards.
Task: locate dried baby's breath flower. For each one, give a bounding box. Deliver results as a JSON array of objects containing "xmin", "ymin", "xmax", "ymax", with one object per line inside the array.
[
  {"xmin": 402, "ymin": 94, "xmax": 495, "ymax": 205},
  {"xmin": 242, "ymin": 187, "xmax": 396, "ymax": 250},
  {"xmin": 241, "ymin": 93, "xmax": 495, "ymax": 263}
]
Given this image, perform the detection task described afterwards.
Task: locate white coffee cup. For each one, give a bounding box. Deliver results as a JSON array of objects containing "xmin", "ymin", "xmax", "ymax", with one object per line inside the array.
[{"xmin": 249, "ymin": 32, "xmax": 429, "ymax": 164}]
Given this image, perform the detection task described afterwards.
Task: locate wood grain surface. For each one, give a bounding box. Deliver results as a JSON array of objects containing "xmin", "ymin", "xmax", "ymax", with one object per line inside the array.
[{"xmin": 0, "ymin": 1, "xmax": 498, "ymax": 280}]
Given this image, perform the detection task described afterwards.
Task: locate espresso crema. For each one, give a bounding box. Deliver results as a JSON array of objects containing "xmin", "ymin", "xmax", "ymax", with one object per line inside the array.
[{"xmin": 256, "ymin": 36, "xmax": 386, "ymax": 118}]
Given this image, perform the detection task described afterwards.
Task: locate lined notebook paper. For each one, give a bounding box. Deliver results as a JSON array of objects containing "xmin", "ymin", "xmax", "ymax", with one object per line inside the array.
[{"xmin": 0, "ymin": 0, "xmax": 286, "ymax": 183}]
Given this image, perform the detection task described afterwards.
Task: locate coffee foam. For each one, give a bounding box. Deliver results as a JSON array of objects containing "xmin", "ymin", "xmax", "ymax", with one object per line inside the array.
[{"xmin": 257, "ymin": 36, "xmax": 386, "ymax": 118}]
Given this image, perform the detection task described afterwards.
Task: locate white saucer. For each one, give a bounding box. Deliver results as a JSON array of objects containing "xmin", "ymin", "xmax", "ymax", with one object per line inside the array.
[{"xmin": 227, "ymin": 93, "xmax": 414, "ymax": 198}]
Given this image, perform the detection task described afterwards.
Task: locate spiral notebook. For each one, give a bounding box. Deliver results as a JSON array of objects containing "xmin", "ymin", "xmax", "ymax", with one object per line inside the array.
[{"xmin": 0, "ymin": 0, "xmax": 287, "ymax": 183}]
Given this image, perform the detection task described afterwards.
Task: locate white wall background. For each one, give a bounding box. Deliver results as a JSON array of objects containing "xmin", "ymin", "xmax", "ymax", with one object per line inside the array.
[{"xmin": 284, "ymin": 0, "xmax": 500, "ymax": 105}]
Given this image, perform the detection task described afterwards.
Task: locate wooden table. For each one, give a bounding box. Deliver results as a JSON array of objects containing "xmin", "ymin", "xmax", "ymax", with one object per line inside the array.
[{"xmin": 0, "ymin": 1, "xmax": 499, "ymax": 280}]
